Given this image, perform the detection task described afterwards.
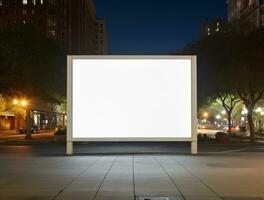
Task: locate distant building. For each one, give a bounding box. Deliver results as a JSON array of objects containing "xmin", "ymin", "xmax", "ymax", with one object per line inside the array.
[
  {"xmin": 67, "ymin": 0, "xmax": 107, "ymax": 55},
  {"xmin": 226, "ymin": 0, "xmax": 264, "ymax": 28},
  {"xmin": 0, "ymin": 0, "xmax": 108, "ymax": 55}
]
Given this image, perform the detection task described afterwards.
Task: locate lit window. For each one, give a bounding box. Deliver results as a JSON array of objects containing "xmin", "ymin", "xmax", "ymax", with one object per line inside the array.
[
  {"xmin": 48, "ymin": 19, "xmax": 56, "ymax": 26},
  {"xmin": 22, "ymin": 20, "xmax": 26, "ymax": 24},
  {"xmin": 23, "ymin": 0, "xmax": 27, "ymax": 5},
  {"xmin": 22, "ymin": 9, "xmax": 27, "ymax": 15},
  {"xmin": 48, "ymin": 30, "xmax": 56, "ymax": 37},
  {"xmin": 207, "ymin": 28, "xmax": 211, "ymax": 36},
  {"xmin": 32, "ymin": 0, "xmax": 36, "ymax": 5},
  {"xmin": 0, "ymin": 0, "xmax": 2, "ymax": 6},
  {"xmin": 40, "ymin": 0, "xmax": 43, "ymax": 5}
]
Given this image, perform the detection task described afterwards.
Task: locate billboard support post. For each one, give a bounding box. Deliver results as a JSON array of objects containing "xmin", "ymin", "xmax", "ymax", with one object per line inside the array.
[
  {"xmin": 67, "ymin": 141, "xmax": 73, "ymax": 155},
  {"xmin": 67, "ymin": 55, "xmax": 73, "ymax": 155},
  {"xmin": 191, "ymin": 141, "xmax": 197, "ymax": 155},
  {"xmin": 66, "ymin": 56, "xmax": 198, "ymax": 155},
  {"xmin": 191, "ymin": 56, "xmax": 198, "ymax": 155}
]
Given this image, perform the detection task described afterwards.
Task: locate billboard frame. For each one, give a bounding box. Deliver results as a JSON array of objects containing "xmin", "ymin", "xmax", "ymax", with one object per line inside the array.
[{"xmin": 67, "ymin": 56, "xmax": 197, "ymax": 155}]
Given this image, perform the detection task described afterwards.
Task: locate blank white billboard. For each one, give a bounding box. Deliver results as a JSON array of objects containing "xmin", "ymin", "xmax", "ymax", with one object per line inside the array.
[{"xmin": 67, "ymin": 56, "xmax": 197, "ymax": 142}]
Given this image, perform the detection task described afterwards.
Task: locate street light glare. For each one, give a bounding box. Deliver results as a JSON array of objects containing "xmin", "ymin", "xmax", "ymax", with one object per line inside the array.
[
  {"xmin": 216, "ymin": 114, "xmax": 221, "ymax": 120},
  {"xmin": 203, "ymin": 112, "xmax": 209, "ymax": 118},
  {"xmin": 256, "ymin": 107, "xmax": 262, "ymax": 113},
  {"xmin": 13, "ymin": 99, "xmax": 19, "ymax": 105},
  {"xmin": 21, "ymin": 100, "xmax": 28, "ymax": 107}
]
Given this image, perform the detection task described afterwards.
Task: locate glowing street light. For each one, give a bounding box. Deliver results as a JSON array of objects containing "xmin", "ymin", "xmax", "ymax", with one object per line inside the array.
[
  {"xmin": 21, "ymin": 100, "xmax": 28, "ymax": 107},
  {"xmin": 203, "ymin": 112, "xmax": 209, "ymax": 118},
  {"xmin": 222, "ymin": 110, "xmax": 226, "ymax": 115},
  {"xmin": 13, "ymin": 99, "xmax": 19, "ymax": 105},
  {"xmin": 255, "ymin": 107, "xmax": 262, "ymax": 113},
  {"xmin": 216, "ymin": 114, "xmax": 221, "ymax": 120},
  {"xmin": 13, "ymin": 99, "xmax": 28, "ymax": 107}
]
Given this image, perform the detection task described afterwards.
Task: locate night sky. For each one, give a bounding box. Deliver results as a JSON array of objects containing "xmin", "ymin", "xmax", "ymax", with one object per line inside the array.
[{"xmin": 93, "ymin": 0, "xmax": 227, "ymax": 55}]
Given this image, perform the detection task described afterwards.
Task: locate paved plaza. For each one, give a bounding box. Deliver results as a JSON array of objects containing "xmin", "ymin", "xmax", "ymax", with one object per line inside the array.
[{"xmin": 0, "ymin": 144, "xmax": 264, "ymax": 200}]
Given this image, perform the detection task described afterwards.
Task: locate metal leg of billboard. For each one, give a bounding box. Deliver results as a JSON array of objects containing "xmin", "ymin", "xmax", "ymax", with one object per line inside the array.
[
  {"xmin": 66, "ymin": 141, "xmax": 73, "ymax": 155},
  {"xmin": 191, "ymin": 141, "xmax": 198, "ymax": 155}
]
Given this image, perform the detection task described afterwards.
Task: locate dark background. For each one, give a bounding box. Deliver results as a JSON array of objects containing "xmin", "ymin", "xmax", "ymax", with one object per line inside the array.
[{"xmin": 93, "ymin": 0, "xmax": 227, "ymax": 55}]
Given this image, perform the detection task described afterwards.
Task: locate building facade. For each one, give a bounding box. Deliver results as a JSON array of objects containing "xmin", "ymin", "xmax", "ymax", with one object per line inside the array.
[
  {"xmin": 202, "ymin": 18, "xmax": 227, "ymax": 37},
  {"xmin": 226, "ymin": 0, "xmax": 264, "ymax": 28},
  {"xmin": 96, "ymin": 19, "xmax": 108, "ymax": 55},
  {"xmin": 0, "ymin": 0, "xmax": 107, "ymax": 55}
]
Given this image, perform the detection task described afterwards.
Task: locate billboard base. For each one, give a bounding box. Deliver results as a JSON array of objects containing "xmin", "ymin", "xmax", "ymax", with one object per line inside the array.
[{"xmin": 66, "ymin": 141, "xmax": 198, "ymax": 155}]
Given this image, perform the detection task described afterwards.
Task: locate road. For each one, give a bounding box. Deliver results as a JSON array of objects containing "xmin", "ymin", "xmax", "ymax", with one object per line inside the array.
[{"xmin": 0, "ymin": 143, "xmax": 264, "ymax": 200}]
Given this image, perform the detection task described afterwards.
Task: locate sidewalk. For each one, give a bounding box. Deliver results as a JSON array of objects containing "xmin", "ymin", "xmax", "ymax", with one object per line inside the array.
[
  {"xmin": 0, "ymin": 151, "xmax": 264, "ymax": 200},
  {"xmin": 0, "ymin": 130, "xmax": 55, "ymax": 143}
]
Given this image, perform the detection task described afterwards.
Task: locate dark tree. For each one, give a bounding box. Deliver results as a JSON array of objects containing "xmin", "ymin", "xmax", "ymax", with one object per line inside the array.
[
  {"xmin": 181, "ymin": 22, "xmax": 264, "ymax": 141},
  {"xmin": 228, "ymin": 28, "xmax": 264, "ymax": 142},
  {"xmin": 0, "ymin": 24, "xmax": 66, "ymax": 104}
]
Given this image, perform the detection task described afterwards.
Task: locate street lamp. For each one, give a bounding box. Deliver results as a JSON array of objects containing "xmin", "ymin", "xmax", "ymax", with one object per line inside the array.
[
  {"xmin": 13, "ymin": 98, "xmax": 31, "ymax": 139},
  {"xmin": 13, "ymin": 99, "xmax": 19, "ymax": 105},
  {"xmin": 13, "ymin": 99, "xmax": 28, "ymax": 108},
  {"xmin": 203, "ymin": 112, "xmax": 209, "ymax": 118},
  {"xmin": 21, "ymin": 100, "xmax": 28, "ymax": 107}
]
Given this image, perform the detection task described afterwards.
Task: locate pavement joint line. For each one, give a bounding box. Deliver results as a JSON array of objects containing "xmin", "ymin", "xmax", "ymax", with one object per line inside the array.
[
  {"xmin": 132, "ymin": 155, "xmax": 137, "ymax": 200},
  {"xmin": 92, "ymin": 156, "xmax": 117, "ymax": 200},
  {"xmin": 52, "ymin": 156, "xmax": 102, "ymax": 200},
  {"xmin": 172, "ymin": 158, "xmax": 224, "ymax": 200},
  {"xmin": 153, "ymin": 156, "xmax": 186, "ymax": 200}
]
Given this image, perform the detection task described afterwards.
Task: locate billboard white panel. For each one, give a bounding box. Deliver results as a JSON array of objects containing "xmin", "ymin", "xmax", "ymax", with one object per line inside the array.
[{"xmin": 67, "ymin": 56, "xmax": 197, "ymax": 151}]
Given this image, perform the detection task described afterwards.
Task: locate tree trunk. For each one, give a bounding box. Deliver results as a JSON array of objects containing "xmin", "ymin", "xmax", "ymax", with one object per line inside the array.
[
  {"xmin": 247, "ymin": 110, "xmax": 255, "ymax": 143},
  {"xmin": 25, "ymin": 109, "xmax": 32, "ymax": 139},
  {"xmin": 227, "ymin": 112, "xmax": 232, "ymax": 134}
]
